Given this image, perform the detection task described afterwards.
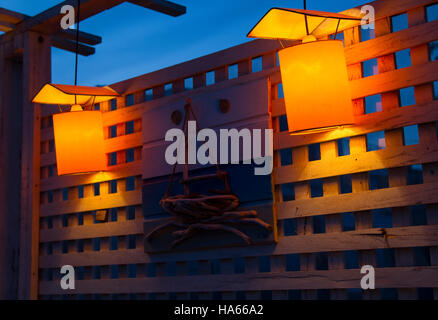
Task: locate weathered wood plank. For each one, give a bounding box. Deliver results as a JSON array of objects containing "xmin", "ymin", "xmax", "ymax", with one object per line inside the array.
[
  {"xmin": 40, "ymin": 220, "xmax": 143, "ymax": 242},
  {"xmin": 127, "ymin": 0, "xmax": 186, "ymax": 17},
  {"xmin": 111, "ymin": 41, "xmax": 284, "ymax": 95},
  {"xmin": 344, "ymin": 19, "xmax": 438, "ymax": 65},
  {"xmin": 40, "ymin": 161, "xmax": 141, "ymax": 192},
  {"xmin": 39, "ymin": 266, "xmax": 438, "ymax": 294},
  {"xmin": 274, "ymin": 142, "xmax": 438, "ymax": 185},
  {"xmin": 0, "ymin": 37, "xmax": 22, "ymax": 299},
  {"xmin": 273, "ymin": 100, "xmax": 438, "ymax": 149},
  {"xmin": 277, "ymin": 182, "xmax": 438, "ymax": 219},
  {"xmin": 270, "ymin": 60, "xmax": 438, "ymax": 100},
  {"xmin": 39, "ymin": 224, "xmax": 438, "ymax": 267},
  {"xmin": 350, "ymin": 59, "xmax": 438, "ymax": 99},
  {"xmin": 40, "ymin": 190, "xmax": 142, "ymax": 217},
  {"xmin": 19, "ymin": 31, "xmax": 51, "ymax": 300}
]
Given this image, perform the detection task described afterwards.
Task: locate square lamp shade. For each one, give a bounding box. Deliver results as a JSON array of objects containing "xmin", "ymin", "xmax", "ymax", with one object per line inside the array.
[
  {"xmin": 53, "ymin": 110, "xmax": 106, "ymax": 175},
  {"xmin": 32, "ymin": 83, "xmax": 119, "ymax": 175},
  {"xmin": 248, "ymin": 8, "xmax": 362, "ymax": 134},
  {"xmin": 279, "ymin": 40, "xmax": 354, "ymax": 134}
]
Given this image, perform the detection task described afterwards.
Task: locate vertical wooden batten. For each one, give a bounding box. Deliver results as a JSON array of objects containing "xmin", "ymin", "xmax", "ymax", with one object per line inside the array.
[
  {"xmin": 0, "ymin": 39, "xmax": 23, "ymax": 299},
  {"xmin": 19, "ymin": 31, "xmax": 51, "ymax": 299}
]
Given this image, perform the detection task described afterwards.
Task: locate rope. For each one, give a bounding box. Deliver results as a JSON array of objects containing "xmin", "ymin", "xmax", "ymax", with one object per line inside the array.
[
  {"xmin": 74, "ymin": 0, "xmax": 81, "ymax": 105},
  {"xmin": 334, "ymin": 19, "xmax": 341, "ymax": 40},
  {"xmin": 163, "ymin": 101, "xmax": 230, "ymax": 199},
  {"xmin": 304, "ymin": 0, "xmax": 309, "ymax": 36}
]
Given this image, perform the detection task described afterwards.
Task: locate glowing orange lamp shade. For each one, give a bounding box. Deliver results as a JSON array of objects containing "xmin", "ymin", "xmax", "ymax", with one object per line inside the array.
[
  {"xmin": 248, "ymin": 8, "xmax": 360, "ymax": 134},
  {"xmin": 32, "ymin": 83, "xmax": 119, "ymax": 175},
  {"xmin": 53, "ymin": 110, "xmax": 106, "ymax": 175},
  {"xmin": 279, "ymin": 40, "xmax": 354, "ymax": 134}
]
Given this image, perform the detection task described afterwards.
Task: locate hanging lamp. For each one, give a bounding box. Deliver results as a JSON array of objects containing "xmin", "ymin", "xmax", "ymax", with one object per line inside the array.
[
  {"xmin": 32, "ymin": 0, "xmax": 119, "ymax": 175},
  {"xmin": 248, "ymin": 3, "xmax": 363, "ymax": 134}
]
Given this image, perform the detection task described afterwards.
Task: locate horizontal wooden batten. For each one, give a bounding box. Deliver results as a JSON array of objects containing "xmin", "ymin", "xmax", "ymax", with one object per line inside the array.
[
  {"xmin": 40, "ymin": 220, "xmax": 143, "ymax": 242},
  {"xmin": 39, "ymin": 266, "xmax": 438, "ymax": 294},
  {"xmin": 274, "ymin": 100, "xmax": 438, "ymax": 149},
  {"xmin": 39, "ymin": 224, "xmax": 438, "ymax": 268},
  {"xmin": 40, "ymin": 190, "xmax": 142, "ymax": 217},
  {"xmin": 40, "ymin": 66, "xmax": 277, "ymax": 122},
  {"xmin": 277, "ymin": 182, "xmax": 438, "ymax": 219},
  {"xmin": 350, "ymin": 59, "xmax": 438, "ymax": 99},
  {"xmin": 274, "ymin": 142, "xmax": 438, "ymax": 185},
  {"xmin": 107, "ymin": 0, "xmax": 436, "ymax": 95},
  {"xmin": 344, "ymin": 19, "xmax": 438, "ymax": 65},
  {"xmin": 271, "ymin": 60, "xmax": 438, "ymax": 100},
  {"xmin": 40, "ymin": 161, "xmax": 142, "ymax": 192},
  {"xmin": 110, "ymin": 40, "xmax": 284, "ymax": 95},
  {"xmin": 40, "ymin": 132, "xmax": 142, "ymax": 167}
]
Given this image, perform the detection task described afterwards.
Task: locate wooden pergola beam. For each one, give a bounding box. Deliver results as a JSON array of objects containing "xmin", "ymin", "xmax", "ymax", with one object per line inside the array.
[
  {"xmin": 0, "ymin": 7, "xmax": 24, "ymax": 24},
  {"xmin": 0, "ymin": 20, "xmax": 15, "ymax": 33},
  {"xmin": 128, "ymin": 0, "xmax": 186, "ymax": 17},
  {"xmin": 54, "ymin": 28, "xmax": 102, "ymax": 46},
  {"xmin": 1, "ymin": 0, "xmax": 185, "ymax": 56},
  {"xmin": 51, "ymin": 37, "xmax": 95, "ymax": 56},
  {"xmin": 12, "ymin": 0, "xmax": 185, "ymax": 36},
  {"xmin": 0, "ymin": 7, "xmax": 102, "ymax": 52}
]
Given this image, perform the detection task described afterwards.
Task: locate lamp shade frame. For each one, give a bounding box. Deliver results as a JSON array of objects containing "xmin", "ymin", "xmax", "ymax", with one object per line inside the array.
[
  {"xmin": 32, "ymin": 83, "xmax": 119, "ymax": 106},
  {"xmin": 247, "ymin": 8, "xmax": 363, "ymax": 41}
]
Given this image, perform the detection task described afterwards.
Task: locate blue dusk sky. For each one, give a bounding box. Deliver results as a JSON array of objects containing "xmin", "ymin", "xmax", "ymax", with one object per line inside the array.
[{"xmin": 2, "ymin": 0, "xmax": 368, "ymax": 86}]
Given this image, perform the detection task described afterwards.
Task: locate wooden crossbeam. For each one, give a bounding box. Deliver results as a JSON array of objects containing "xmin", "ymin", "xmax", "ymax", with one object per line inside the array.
[
  {"xmin": 1, "ymin": 0, "xmax": 185, "ymax": 55},
  {"xmin": 0, "ymin": 6, "xmax": 101, "ymax": 56},
  {"xmin": 51, "ymin": 37, "xmax": 95, "ymax": 56},
  {"xmin": 128, "ymin": 0, "xmax": 186, "ymax": 17},
  {"xmin": 0, "ymin": 20, "xmax": 15, "ymax": 32},
  {"xmin": 11, "ymin": 0, "xmax": 185, "ymax": 36},
  {"xmin": 54, "ymin": 28, "xmax": 102, "ymax": 46},
  {"xmin": 0, "ymin": 7, "xmax": 24, "ymax": 24}
]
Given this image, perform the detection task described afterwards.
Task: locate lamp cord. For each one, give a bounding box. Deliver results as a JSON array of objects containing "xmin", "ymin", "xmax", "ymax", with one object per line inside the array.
[
  {"xmin": 74, "ymin": 0, "xmax": 81, "ymax": 105},
  {"xmin": 334, "ymin": 19, "xmax": 341, "ymax": 40},
  {"xmin": 303, "ymin": 0, "xmax": 309, "ymax": 36}
]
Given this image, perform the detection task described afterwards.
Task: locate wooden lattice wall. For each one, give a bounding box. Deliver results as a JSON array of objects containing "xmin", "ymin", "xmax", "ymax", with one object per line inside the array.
[{"xmin": 37, "ymin": 0, "xmax": 438, "ymax": 299}]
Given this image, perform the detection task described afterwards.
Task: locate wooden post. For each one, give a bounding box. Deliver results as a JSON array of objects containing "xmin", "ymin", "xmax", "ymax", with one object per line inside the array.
[
  {"xmin": 19, "ymin": 31, "xmax": 51, "ymax": 299},
  {"xmin": 0, "ymin": 40, "xmax": 23, "ymax": 299}
]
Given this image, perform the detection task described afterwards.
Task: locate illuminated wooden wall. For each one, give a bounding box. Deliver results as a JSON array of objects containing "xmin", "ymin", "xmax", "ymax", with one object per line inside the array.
[{"xmin": 36, "ymin": 0, "xmax": 438, "ymax": 299}]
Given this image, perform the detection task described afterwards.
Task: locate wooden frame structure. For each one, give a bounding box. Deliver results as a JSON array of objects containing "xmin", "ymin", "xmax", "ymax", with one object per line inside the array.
[
  {"xmin": 1, "ymin": 0, "xmax": 438, "ymax": 300},
  {"xmin": 0, "ymin": 0, "xmax": 185, "ymax": 300}
]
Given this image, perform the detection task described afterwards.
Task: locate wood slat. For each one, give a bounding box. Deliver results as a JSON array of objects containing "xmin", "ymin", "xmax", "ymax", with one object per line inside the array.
[
  {"xmin": 39, "ymin": 266, "xmax": 438, "ymax": 294},
  {"xmin": 40, "ymin": 190, "xmax": 142, "ymax": 217},
  {"xmin": 111, "ymin": 41, "xmax": 284, "ymax": 95},
  {"xmin": 127, "ymin": 0, "xmax": 186, "ymax": 17},
  {"xmin": 39, "ymin": 224, "xmax": 438, "ymax": 267},
  {"xmin": 344, "ymin": 19, "xmax": 438, "ymax": 65},
  {"xmin": 277, "ymin": 181, "xmax": 438, "ymax": 219},
  {"xmin": 274, "ymin": 100, "xmax": 438, "ymax": 149},
  {"xmin": 271, "ymin": 60, "xmax": 438, "ymax": 100},
  {"xmin": 350, "ymin": 60, "xmax": 438, "ymax": 99},
  {"xmin": 40, "ymin": 161, "xmax": 141, "ymax": 192},
  {"xmin": 40, "ymin": 220, "xmax": 143, "ymax": 242},
  {"xmin": 274, "ymin": 142, "xmax": 438, "ymax": 185}
]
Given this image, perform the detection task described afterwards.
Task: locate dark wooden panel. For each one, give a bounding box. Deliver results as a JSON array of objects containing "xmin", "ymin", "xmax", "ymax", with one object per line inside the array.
[{"xmin": 143, "ymin": 163, "xmax": 273, "ymax": 217}]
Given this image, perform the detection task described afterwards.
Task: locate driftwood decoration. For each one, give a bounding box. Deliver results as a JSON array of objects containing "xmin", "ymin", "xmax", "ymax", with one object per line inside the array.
[{"xmin": 145, "ymin": 101, "xmax": 272, "ymax": 248}]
